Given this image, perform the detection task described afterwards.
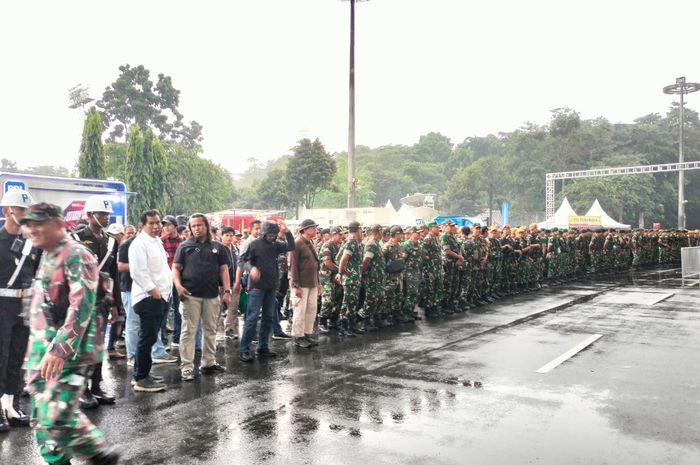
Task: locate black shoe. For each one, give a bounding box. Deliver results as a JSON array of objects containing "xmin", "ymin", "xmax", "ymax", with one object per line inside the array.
[
  {"xmin": 239, "ymin": 352, "xmax": 254, "ymax": 363},
  {"xmin": 80, "ymin": 390, "xmax": 99, "ymax": 410},
  {"xmin": 378, "ymin": 317, "xmax": 392, "ymax": 327},
  {"xmin": 349, "ymin": 320, "xmax": 364, "ymax": 335},
  {"xmin": 338, "ymin": 320, "xmax": 356, "ymax": 337},
  {"xmin": 6, "ymin": 408, "xmax": 30, "ymax": 427},
  {"xmin": 396, "ymin": 314, "xmax": 410, "ymax": 323},
  {"xmin": 0, "ymin": 408, "xmax": 9, "ymax": 433},
  {"xmin": 271, "ymin": 332, "xmax": 292, "ymax": 340},
  {"xmin": 303, "ymin": 335, "xmax": 319, "ymax": 346},
  {"xmin": 91, "ymin": 385, "xmax": 116, "ymax": 405},
  {"xmin": 318, "ymin": 318, "xmax": 330, "ymax": 333},
  {"xmin": 256, "ymin": 348, "xmax": 278, "ymax": 358},
  {"xmin": 294, "ymin": 337, "xmax": 312, "ymax": 348},
  {"xmin": 201, "ymin": 363, "xmax": 226, "ymax": 374},
  {"xmin": 363, "ymin": 319, "xmax": 379, "ymax": 332},
  {"xmin": 412, "ymin": 312, "xmax": 422, "ymax": 320},
  {"xmin": 328, "ymin": 318, "xmax": 339, "ymax": 329},
  {"xmin": 89, "ymin": 447, "xmax": 120, "ymax": 465}
]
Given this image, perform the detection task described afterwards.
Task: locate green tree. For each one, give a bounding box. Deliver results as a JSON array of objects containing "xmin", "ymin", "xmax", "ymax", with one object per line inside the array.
[
  {"xmin": 162, "ymin": 143, "xmax": 235, "ymax": 215},
  {"xmin": 78, "ymin": 109, "xmax": 106, "ymax": 179},
  {"xmin": 286, "ymin": 138, "xmax": 336, "ymax": 210},
  {"xmin": 445, "ymin": 155, "xmax": 510, "ymax": 223},
  {"xmin": 125, "ymin": 125, "xmax": 151, "ymax": 224},
  {"xmin": 97, "ymin": 64, "xmax": 203, "ymax": 150},
  {"xmin": 1, "ymin": 159, "xmax": 17, "ymax": 171},
  {"xmin": 412, "ymin": 132, "xmax": 453, "ymax": 163}
]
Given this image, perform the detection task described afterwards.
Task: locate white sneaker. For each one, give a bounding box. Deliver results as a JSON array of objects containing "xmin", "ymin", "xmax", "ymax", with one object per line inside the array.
[
  {"xmin": 127, "ymin": 358, "xmax": 134, "ymax": 367},
  {"xmin": 152, "ymin": 354, "xmax": 178, "ymax": 364}
]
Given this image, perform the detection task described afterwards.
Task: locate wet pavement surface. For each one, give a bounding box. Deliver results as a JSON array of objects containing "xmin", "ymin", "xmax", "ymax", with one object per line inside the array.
[{"xmin": 2, "ymin": 267, "xmax": 700, "ymax": 464}]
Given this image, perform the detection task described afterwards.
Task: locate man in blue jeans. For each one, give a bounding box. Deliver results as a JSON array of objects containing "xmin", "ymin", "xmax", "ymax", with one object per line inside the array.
[
  {"xmin": 118, "ymin": 232, "xmax": 175, "ymax": 366},
  {"xmin": 238, "ymin": 220, "xmax": 295, "ymax": 362},
  {"xmin": 129, "ymin": 210, "xmax": 174, "ymax": 392}
]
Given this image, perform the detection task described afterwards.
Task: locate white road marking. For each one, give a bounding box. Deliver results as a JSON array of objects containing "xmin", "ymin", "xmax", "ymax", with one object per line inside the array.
[
  {"xmin": 536, "ymin": 334, "xmax": 603, "ymax": 374},
  {"xmin": 648, "ymin": 293, "xmax": 674, "ymax": 305}
]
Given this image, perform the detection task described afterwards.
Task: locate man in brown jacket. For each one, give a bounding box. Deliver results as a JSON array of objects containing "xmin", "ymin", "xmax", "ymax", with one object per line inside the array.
[{"xmin": 288, "ymin": 219, "xmax": 320, "ymax": 348}]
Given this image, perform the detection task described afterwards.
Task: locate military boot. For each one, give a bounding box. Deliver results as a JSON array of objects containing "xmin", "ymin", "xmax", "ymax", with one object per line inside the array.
[
  {"xmin": 349, "ymin": 316, "xmax": 364, "ymax": 335},
  {"xmin": 338, "ymin": 319, "xmax": 356, "ymax": 337},
  {"xmin": 363, "ymin": 317, "xmax": 379, "ymax": 332},
  {"xmin": 89, "ymin": 447, "xmax": 120, "ymax": 465},
  {"xmin": 318, "ymin": 317, "xmax": 330, "ymax": 333}
]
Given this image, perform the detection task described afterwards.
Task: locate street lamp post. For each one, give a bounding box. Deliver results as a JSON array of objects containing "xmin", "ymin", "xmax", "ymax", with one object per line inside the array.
[{"xmin": 663, "ymin": 76, "xmax": 700, "ymax": 229}]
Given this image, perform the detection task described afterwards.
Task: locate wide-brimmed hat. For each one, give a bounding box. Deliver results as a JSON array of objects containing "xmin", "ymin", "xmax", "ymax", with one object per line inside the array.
[{"xmin": 298, "ymin": 219, "xmax": 319, "ymax": 231}]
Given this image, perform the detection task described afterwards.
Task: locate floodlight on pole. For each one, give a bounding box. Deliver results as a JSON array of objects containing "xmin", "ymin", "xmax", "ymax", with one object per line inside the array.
[
  {"xmin": 663, "ymin": 76, "xmax": 700, "ymax": 229},
  {"xmin": 68, "ymin": 84, "xmax": 94, "ymax": 110}
]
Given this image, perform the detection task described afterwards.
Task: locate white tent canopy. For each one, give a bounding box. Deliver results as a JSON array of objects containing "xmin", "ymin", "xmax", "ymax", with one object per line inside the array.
[
  {"xmin": 538, "ymin": 196, "xmax": 578, "ymax": 229},
  {"xmin": 585, "ymin": 199, "xmax": 631, "ymax": 230}
]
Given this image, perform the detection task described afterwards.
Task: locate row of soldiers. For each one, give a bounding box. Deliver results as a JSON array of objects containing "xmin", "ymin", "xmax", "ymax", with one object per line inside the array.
[{"xmin": 303, "ymin": 221, "xmax": 689, "ymax": 335}]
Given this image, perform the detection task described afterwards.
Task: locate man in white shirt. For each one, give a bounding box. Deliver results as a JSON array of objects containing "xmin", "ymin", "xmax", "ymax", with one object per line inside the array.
[{"xmin": 129, "ymin": 210, "xmax": 173, "ymax": 393}]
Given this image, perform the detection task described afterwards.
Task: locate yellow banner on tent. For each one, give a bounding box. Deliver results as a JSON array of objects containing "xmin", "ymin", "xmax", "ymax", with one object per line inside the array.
[{"xmin": 568, "ymin": 215, "xmax": 601, "ymax": 228}]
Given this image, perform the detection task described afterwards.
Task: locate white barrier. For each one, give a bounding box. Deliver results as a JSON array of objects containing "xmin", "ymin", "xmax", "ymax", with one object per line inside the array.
[{"xmin": 681, "ymin": 247, "xmax": 700, "ymax": 287}]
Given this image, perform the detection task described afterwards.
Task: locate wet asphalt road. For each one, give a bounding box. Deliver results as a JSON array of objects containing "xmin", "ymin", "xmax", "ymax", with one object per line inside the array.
[{"xmin": 2, "ymin": 267, "xmax": 700, "ymax": 465}]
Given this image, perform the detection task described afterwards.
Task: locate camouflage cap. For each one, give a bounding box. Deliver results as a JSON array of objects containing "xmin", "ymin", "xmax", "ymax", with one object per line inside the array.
[
  {"xmin": 331, "ymin": 226, "xmax": 346, "ymax": 235},
  {"xmin": 19, "ymin": 202, "xmax": 63, "ymax": 224},
  {"xmin": 348, "ymin": 221, "xmax": 361, "ymax": 233},
  {"xmin": 369, "ymin": 224, "xmax": 383, "ymax": 232},
  {"xmin": 426, "ymin": 221, "xmax": 438, "ymax": 228},
  {"xmin": 442, "ymin": 219, "xmax": 455, "ymax": 226}
]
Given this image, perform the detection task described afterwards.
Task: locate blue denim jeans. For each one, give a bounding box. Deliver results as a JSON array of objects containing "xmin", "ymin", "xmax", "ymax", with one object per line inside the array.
[
  {"xmin": 240, "ymin": 289, "xmax": 276, "ymax": 354},
  {"xmin": 123, "ymin": 292, "xmax": 167, "ymax": 360},
  {"xmin": 133, "ymin": 297, "xmax": 168, "ymax": 381}
]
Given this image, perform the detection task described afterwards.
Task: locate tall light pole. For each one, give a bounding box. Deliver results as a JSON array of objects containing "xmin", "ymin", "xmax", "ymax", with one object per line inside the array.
[
  {"xmin": 347, "ymin": 0, "xmax": 357, "ymax": 208},
  {"xmin": 344, "ymin": 0, "xmax": 368, "ymax": 208},
  {"xmin": 663, "ymin": 76, "xmax": 700, "ymax": 229}
]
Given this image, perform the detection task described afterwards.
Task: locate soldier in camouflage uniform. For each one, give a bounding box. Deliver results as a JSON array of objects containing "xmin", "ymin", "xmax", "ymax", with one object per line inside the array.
[
  {"xmin": 457, "ymin": 226, "xmax": 477, "ymax": 309},
  {"xmin": 382, "ymin": 226, "xmax": 409, "ymax": 323},
  {"xmin": 318, "ymin": 227, "xmax": 344, "ymax": 333},
  {"xmin": 402, "ymin": 227, "xmax": 424, "ymax": 320},
  {"xmin": 486, "ymin": 227, "xmax": 503, "ymax": 298},
  {"xmin": 422, "ymin": 222, "xmax": 445, "ymax": 317},
  {"xmin": 440, "ymin": 221, "xmax": 463, "ymax": 314},
  {"xmin": 335, "ymin": 221, "xmax": 363, "ymax": 337},
  {"xmin": 360, "ymin": 224, "xmax": 386, "ymax": 331},
  {"xmin": 21, "ymin": 203, "xmax": 119, "ymax": 465}
]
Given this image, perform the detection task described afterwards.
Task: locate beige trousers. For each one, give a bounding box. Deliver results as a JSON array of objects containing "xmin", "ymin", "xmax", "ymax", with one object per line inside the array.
[
  {"xmin": 290, "ymin": 287, "xmax": 318, "ymax": 337},
  {"xmin": 223, "ymin": 290, "xmax": 241, "ymax": 333},
  {"xmin": 180, "ymin": 296, "xmax": 219, "ymax": 371}
]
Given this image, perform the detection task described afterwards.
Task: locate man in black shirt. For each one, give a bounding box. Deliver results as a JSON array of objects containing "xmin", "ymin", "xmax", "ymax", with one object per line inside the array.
[
  {"xmin": 75, "ymin": 196, "xmax": 118, "ymax": 408},
  {"xmin": 173, "ymin": 214, "xmax": 231, "ymax": 381},
  {"xmin": 0, "ymin": 189, "xmax": 38, "ymax": 432}
]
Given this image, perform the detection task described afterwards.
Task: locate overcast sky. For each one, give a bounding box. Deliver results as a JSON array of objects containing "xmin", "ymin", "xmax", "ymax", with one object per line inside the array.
[{"xmin": 1, "ymin": 0, "xmax": 699, "ymax": 176}]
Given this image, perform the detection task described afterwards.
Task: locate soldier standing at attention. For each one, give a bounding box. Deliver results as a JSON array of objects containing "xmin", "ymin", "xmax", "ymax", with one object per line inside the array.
[
  {"xmin": 401, "ymin": 227, "xmax": 424, "ymax": 321},
  {"xmin": 318, "ymin": 226, "xmax": 344, "ymax": 333},
  {"xmin": 22, "ymin": 203, "xmax": 119, "ymax": 465},
  {"xmin": 422, "ymin": 222, "xmax": 444, "ymax": 318},
  {"xmin": 335, "ymin": 221, "xmax": 363, "ymax": 337},
  {"xmin": 360, "ymin": 224, "xmax": 386, "ymax": 331},
  {"xmin": 382, "ymin": 226, "xmax": 408, "ymax": 323},
  {"xmin": 440, "ymin": 220, "xmax": 463, "ymax": 314},
  {"xmin": 0, "ymin": 189, "xmax": 37, "ymax": 433}
]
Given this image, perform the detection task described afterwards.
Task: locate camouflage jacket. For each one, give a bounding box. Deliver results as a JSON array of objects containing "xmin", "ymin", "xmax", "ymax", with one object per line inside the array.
[{"xmin": 24, "ymin": 235, "xmax": 102, "ymax": 371}]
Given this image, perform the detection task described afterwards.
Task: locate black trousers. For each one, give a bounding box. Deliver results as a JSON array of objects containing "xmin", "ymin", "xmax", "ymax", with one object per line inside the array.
[
  {"xmin": 134, "ymin": 297, "xmax": 167, "ymax": 381},
  {"xmin": 0, "ymin": 298, "xmax": 30, "ymax": 396}
]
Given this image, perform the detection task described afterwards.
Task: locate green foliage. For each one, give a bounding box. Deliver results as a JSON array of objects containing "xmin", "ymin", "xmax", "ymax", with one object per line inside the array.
[
  {"xmin": 286, "ymin": 138, "xmax": 336, "ymax": 208},
  {"xmin": 1, "ymin": 159, "xmax": 17, "ymax": 171},
  {"xmin": 97, "ymin": 64, "xmax": 203, "ymax": 150},
  {"xmin": 78, "ymin": 109, "xmax": 106, "ymax": 179},
  {"xmin": 161, "ymin": 143, "xmax": 235, "ymax": 216}
]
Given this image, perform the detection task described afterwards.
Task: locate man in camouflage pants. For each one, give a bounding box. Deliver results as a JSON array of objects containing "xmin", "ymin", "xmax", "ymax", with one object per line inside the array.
[
  {"xmin": 21, "ymin": 203, "xmax": 119, "ymax": 465},
  {"xmin": 361, "ymin": 224, "xmax": 386, "ymax": 331},
  {"xmin": 336, "ymin": 221, "xmax": 363, "ymax": 336},
  {"xmin": 402, "ymin": 227, "xmax": 424, "ymax": 320},
  {"xmin": 422, "ymin": 222, "xmax": 445, "ymax": 317},
  {"xmin": 318, "ymin": 226, "xmax": 344, "ymax": 332}
]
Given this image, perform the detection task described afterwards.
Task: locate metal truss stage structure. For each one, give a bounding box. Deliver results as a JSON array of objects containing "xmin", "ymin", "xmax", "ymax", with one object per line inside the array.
[{"xmin": 545, "ymin": 161, "xmax": 700, "ymax": 227}]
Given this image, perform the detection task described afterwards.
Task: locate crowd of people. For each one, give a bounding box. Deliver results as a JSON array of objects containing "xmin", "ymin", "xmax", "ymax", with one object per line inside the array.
[{"xmin": 0, "ymin": 189, "xmax": 691, "ymax": 465}]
